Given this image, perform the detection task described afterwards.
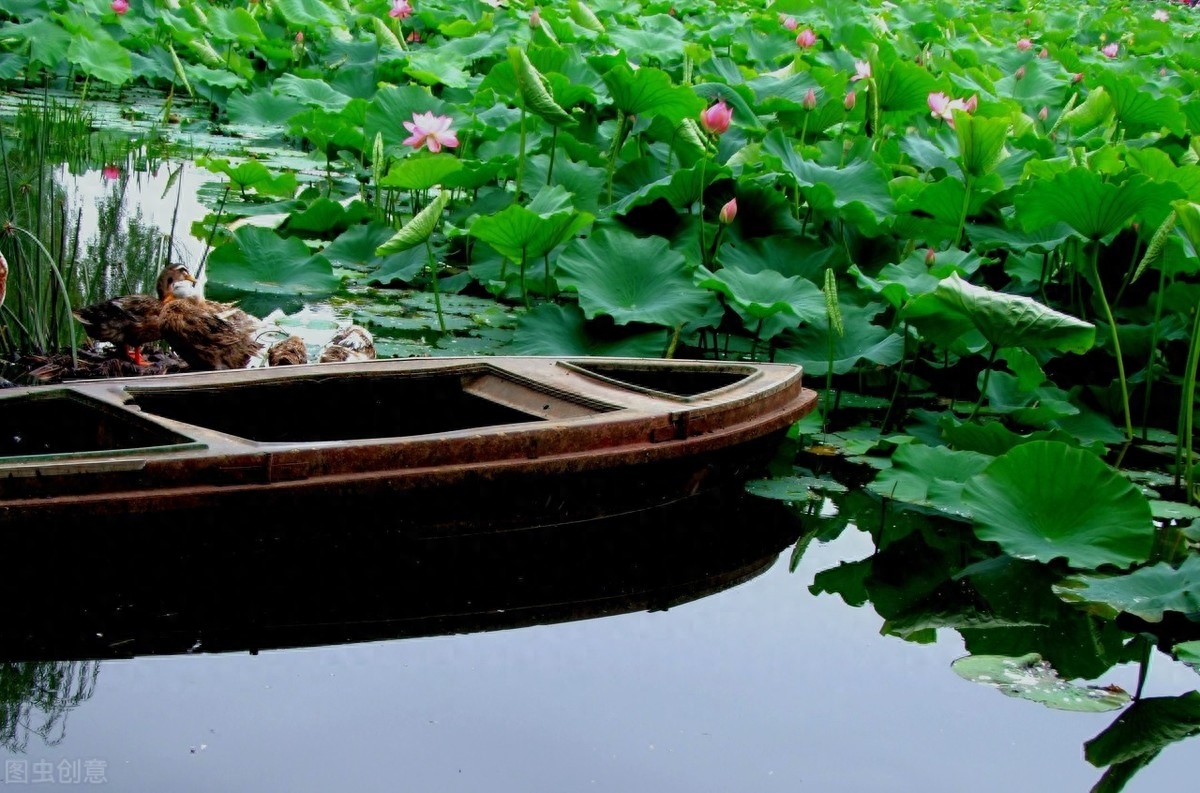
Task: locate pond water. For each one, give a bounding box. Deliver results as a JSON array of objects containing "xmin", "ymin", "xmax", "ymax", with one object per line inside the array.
[{"xmin": 2, "ymin": 488, "xmax": 1194, "ymax": 792}]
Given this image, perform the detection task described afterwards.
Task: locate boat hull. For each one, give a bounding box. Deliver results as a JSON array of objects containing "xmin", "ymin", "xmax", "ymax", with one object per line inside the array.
[{"xmin": 0, "ymin": 356, "xmax": 817, "ymax": 534}]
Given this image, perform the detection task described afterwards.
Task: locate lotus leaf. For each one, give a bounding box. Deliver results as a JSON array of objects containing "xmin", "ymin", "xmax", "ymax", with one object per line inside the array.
[
  {"xmin": 694, "ymin": 265, "xmax": 824, "ymax": 330},
  {"xmin": 951, "ymin": 653, "xmax": 1129, "ymax": 712},
  {"xmin": 963, "ymin": 441, "xmax": 1154, "ymax": 569},
  {"xmin": 1084, "ymin": 692, "xmax": 1200, "ymax": 768},
  {"xmin": 1016, "ymin": 169, "xmax": 1182, "ymax": 241},
  {"xmin": 1053, "ymin": 555, "xmax": 1200, "ymax": 622},
  {"xmin": 601, "ymin": 64, "xmax": 706, "ymax": 127},
  {"xmin": 932, "ymin": 273, "xmax": 1094, "ymax": 353},
  {"xmin": 206, "ymin": 226, "xmax": 339, "ymax": 311},
  {"xmin": 555, "ymin": 227, "xmax": 714, "ymax": 327},
  {"xmin": 510, "ymin": 304, "xmax": 664, "ymax": 357},
  {"xmin": 867, "ymin": 443, "xmax": 992, "ymax": 518}
]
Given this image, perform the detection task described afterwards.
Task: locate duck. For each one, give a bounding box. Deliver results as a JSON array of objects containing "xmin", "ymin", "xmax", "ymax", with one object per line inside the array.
[
  {"xmin": 317, "ymin": 325, "xmax": 376, "ymax": 363},
  {"xmin": 267, "ymin": 335, "xmax": 309, "ymax": 366},
  {"xmin": 159, "ymin": 275, "xmax": 265, "ymax": 370},
  {"xmin": 72, "ymin": 263, "xmax": 194, "ymax": 366}
]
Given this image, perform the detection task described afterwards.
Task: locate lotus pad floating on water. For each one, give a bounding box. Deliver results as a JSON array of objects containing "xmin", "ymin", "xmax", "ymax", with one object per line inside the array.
[{"xmin": 952, "ymin": 653, "xmax": 1130, "ymax": 712}]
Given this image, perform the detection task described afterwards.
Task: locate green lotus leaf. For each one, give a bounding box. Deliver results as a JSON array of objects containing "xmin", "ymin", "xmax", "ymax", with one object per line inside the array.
[
  {"xmin": 1098, "ymin": 72, "xmax": 1187, "ymax": 137},
  {"xmin": 381, "ymin": 154, "xmax": 464, "ymax": 191},
  {"xmin": 509, "ymin": 47, "xmax": 574, "ymax": 126},
  {"xmin": 1053, "ymin": 555, "xmax": 1200, "ymax": 622},
  {"xmin": 954, "ymin": 112, "xmax": 1010, "ymax": 179},
  {"xmin": 523, "ymin": 155, "xmax": 607, "ymax": 214},
  {"xmin": 867, "ymin": 443, "xmax": 993, "ymax": 518},
  {"xmin": 1016, "ymin": 169, "xmax": 1182, "ymax": 241},
  {"xmin": 608, "ymin": 14, "xmax": 686, "ymax": 66},
  {"xmin": 601, "ymin": 64, "xmax": 705, "ymax": 126},
  {"xmin": 1175, "ymin": 641, "xmax": 1200, "ymax": 672},
  {"xmin": 206, "ymin": 7, "xmax": 263, "ymax": 44},
  {"xmin": 876, "ymin": 59, "xmax": 939, "ymax": 115},
  {"xmin": 206, "ymin": 226, "xmax": 340, "ymax": 308},
  {"xmin": 933, "ymin": 273, "xmax": 1094, "ymax": 353},
  {"xmin": 67, "ymin": 36, "xmax": 131, "ymax": 85},
  {"xmin": 200, "ymin": 158, "xmax": 298, "ymax": 199},
  {"xmin": 1059, "ymin": 86, "xmax": 1114, "ymax": 132},
  {"xmin": 469, "ymin": 186, "xmax": 594, "ymax": 262},
  {"xmin": 963, "ymin": 441, "xmax": 1154, "ymax": 569},
  {"xmin": 377, "ymin": 191, "xmax": 451, "ymax": 255},
  {"xmin": 1084, "ymin": 692, "xmax": 1200, "ymax": 768},
  {"xmin": 775, "ymin": 302, "xmax": 904, "ymax": 376},
  {"xmin": 226, "ymin": 89, "xmax": 305, "ymax": 127},
  {"xmin": 762, "ymin": 129, "xmax": 895, "ymax": 231},
  {"xmin": 555, "ymin": 227, "xmax": 714, "ymax": 326},
  {"xmin": 280, "ymin": 199, "xmax": 370, "ymax": 237},
  {"xmin": 951, "ymin": 653, "xmax": 1129, "ymax": 712},
  {"xmin": 320, "ymin": 222, "xmax": 413, "ymax": 274},
  {"xmin": 695, "ymin": 265, "xmax": 824, "ymax": 329},
  {"xmin": 510, "ymin": 303, "xmax": 665, "ymax": 357},
  {"xmin": 745, "ymin": 475, "xmax": 848, "ymax": 503},
  {"xmin": 6, "ymin": 19, "xmax": 71, "ymax": 68},
  {"xmin": 940, "ymin": 416, "xmax": 1102, "ymax": 457},
  {"xmin": 405, "ymin": 48, "xmax": 471, "ymax": 89},
  {"xmin": 273, "ymin": 74, "xmax": 353, "ymax": 113},
  {"xmin": 271, "ymin": 0, "xmax": 343, "ymax": 27},
  {"xmin": 605, "ymin": 160, "xmax": 728, "ymax": 217}
]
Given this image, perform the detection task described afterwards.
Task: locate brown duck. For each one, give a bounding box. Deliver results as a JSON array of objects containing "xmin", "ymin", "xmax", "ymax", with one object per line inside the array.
[
  {"xmin": 267, "ymin": 335, "xmax": 308, "ymax": 366},
  {"xmin": 159, "ymin": 275, "xmax": 265, "ymax": 370},
  {"xmin": 72, "ymin": 264, "xmax": 194, "ymax": 366},
  {"xmin": 317, "ymin": 325, "xmax": 376, "ymax": 363}
]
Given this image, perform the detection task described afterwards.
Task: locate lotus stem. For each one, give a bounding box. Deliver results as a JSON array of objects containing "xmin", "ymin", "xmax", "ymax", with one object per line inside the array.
[
  {"xmin": 516, "ymin": 104, "xmax": 527, "ymax": 200},
  {"xmin": 1178, "ymin": 297, "xmax": 1200, "ymax": 499},
  {"xmin": 967, "ymin": 346, "xmax": 999, "ymax": 421},
  {"xmin": 605, "ymin": 111, "xmax": 628, "ymax": 205},
  {"xmin": 424, "ymin": 239, "xmax": 447, "ymax": 334},
  {"xmin": 1142, "ymin": 254, "xmax": 1171, "ymax": 440},
  {"xmin": 1090, "ymin": 241, "xmax": 1133, "ymax": 440},
  {"xmin": 953, "ymin": 175, "xmax": 972, "ymax": 250}
]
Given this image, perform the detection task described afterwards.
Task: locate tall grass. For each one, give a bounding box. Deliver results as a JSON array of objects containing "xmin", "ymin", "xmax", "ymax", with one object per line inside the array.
[{"xmin": 0, "ymin": 96, "xmax": 166, "ymax": 366}]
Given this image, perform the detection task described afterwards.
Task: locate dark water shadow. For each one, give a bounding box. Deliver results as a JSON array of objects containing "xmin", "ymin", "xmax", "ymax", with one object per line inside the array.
[{"xmin": 2, "ymin": 487, "xmax": 802, "ymax": 661}]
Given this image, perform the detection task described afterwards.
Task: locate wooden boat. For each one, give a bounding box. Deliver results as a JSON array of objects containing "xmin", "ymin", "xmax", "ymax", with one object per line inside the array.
[{"xmin": 0, "ymin": 356, "xmax": 816, "ymax": 535}]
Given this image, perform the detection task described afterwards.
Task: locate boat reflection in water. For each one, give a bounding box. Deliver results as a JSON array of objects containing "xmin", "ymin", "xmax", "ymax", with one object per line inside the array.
[{"xmin": 1, "ymin": 487, "xmax": 803, "ymax": 661}]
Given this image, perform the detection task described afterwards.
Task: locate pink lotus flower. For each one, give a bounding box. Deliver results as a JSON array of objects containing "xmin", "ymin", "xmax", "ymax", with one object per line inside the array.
[
  {"xmin": 402, "ymin": 111, "xmax": 459, "ymax": 152},
  {"xmin": 0, "ymin": 252, "xmax": 6, "ymax": 310},
  {"xmin": 530, "ymin": 7, "xmax": 541, "ymax": 26},
  {"xmin": 1102, "ymin": 42, "xmax": 1119, "ymax": 58},
  {"xmin": 1015, "ymin": 65, "xmax": 1026, "ymax": 80},
  {"xmin": 844, "ymin": 91, "xmax": 856, "ymax": 111},
  {"xmin": 102, "ymin": 164, "xmax": 121, "ymax": 181},
  {"xmin": 718, "ymin": 198, "xmax": 737, "ymax": 225},
  {"xmin": 796, "ymin": 29, "xmax": 816, "ymax": 48},
  {"xmin": 1153, "ymin": 9, "xmax": 1169, "ymax": 21},
  {"xmin": 927, "ymin": 91, "xmax": 977, "ymax": 128},
  {"xmin": 699, "ymin": 100, "xmax": 733, "ymax": 135},
  {"xmin": 1016, "ymin": 37, "xmax": 1033, "ymax": 51},
  {"xmin": 389, "ymin": 0, "xmax": 412, "ymax": 19},
  {"xmin": 1038, "ymin": 106, "xmax": 1049, "ymax": 121},
  {"xmin": 1038, "ymin": 47, "xmax": 1049, "ymax": 58},
  {"xmin": 924, "ymin": 248, "xmax": 936, "ymax": 266},
  {"xmin": 1072, "ymin": 72, "xmax": 1084, "ymax": 83},
  {"xmin": 111, "ymin": 0, "xmax": 129, "ymax": 14},
  {"xmin": 407, "ymin": 30, "xmax": 421, "ymax": 42},
  {"xmin": 782, "ymin": 16, "xmax": 798, "ymax": 31},
  {"xmin": 803, "ymin": 88, "xmax": 817, "ymax": 111},
  {"xmin": 850, "ymin": 61, "xmax": 871, "ymax": 82}
]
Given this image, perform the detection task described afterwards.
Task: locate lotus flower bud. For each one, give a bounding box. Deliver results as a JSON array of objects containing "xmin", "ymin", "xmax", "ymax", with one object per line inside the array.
[{"xmin": 719, "ymin": 198, "xmax": 737, "ymax": 225}]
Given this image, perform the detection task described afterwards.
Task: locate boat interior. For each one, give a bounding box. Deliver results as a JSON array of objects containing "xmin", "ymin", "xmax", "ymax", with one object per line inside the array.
[{"xmin": 0, "ymin": 360, "xmax": 764, "ymax": 457}]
